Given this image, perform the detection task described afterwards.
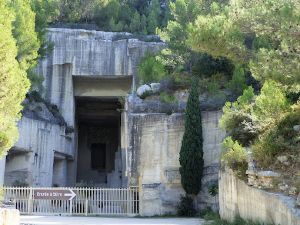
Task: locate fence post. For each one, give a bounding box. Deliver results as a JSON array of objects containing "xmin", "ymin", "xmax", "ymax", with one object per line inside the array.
[
  {"xmin": 85, "ymin": 199, "xmax": 88, "ymax": 216},
  {"xmin": 69, "ymin": 199, "xmax": 73, "ymax": 216},
  {"xmin": 28, "ymin": 187, "xmax": 33, "ymax": 215}
]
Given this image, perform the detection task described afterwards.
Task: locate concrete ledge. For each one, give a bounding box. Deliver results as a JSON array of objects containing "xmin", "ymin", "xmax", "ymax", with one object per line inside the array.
[
  {"xmin": 0, "ymin": 208, "xmax": 20, "ymax": 225},
  {"xmin": 219, "ymin": 169, "xmax": 300, "ymax": 225}
]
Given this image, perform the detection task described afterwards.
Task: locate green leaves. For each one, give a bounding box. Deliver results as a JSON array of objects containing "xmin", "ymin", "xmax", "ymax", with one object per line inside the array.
[
  {"xmin": 221, "ymin": 137, "xmax": 248, "ymax": 178},
  {"xmin": 137, "ymin": 54, "xmax": 166, "ymax": 84},
  {"xmin": 0, "ymin": 0, "xmax": 30, "ymax": 156},
  {"xmin": 12, "ymin": 0, "xmax": 40, "ymax": 71},
  {"xmin": 179, "ymin": 78, "xmax": 203, "ymax": 195},
  {"xmin": 188, "ymin": 0, "xmax": 300, "ymax": 88}
]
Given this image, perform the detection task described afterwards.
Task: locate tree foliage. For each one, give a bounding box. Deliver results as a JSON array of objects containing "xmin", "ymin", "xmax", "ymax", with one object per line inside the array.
[
  {"xmin": 179, "ymin": 79, "xmax": 203, "ymax": 195},
  {"xmin": 188, "ymin": 0, "xmax": 300, "ymax": 89},
  {"xmin": 11, "ymin": 0, "xmax": 40, "ymax": 71},
  {"xmin": 138, "ymin": 54, "xmax": 166, "ymax": 83},
  {"xmin": 0, "ymin": 0, "xmax": 30, "ymax": 156},
  {"xmin": 55, "ymin": 0, "xmax": 169, "ymax": 35}
]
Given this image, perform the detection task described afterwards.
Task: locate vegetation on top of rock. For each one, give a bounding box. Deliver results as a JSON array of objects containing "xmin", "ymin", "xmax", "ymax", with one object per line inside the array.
[
  {"xmin": 185, "ymin": 0, "xmax": 300, "ymax": 193},
  {"xmin": 136, "ymin": 0, "xmax": 247, "ymax": 104},
  {"xmin": 37, "ymin": 0, "xmax": 170, "ymax": 35},
  {"xmin": 221, "ymin": 137, "xmax": 248, "ymax": 179},
  {"xmin": 138, "ymin": 54, "xmax": 167, "ymax": 84}
]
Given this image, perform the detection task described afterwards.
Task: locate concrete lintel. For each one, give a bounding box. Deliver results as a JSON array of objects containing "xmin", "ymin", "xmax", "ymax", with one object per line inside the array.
[{"xmin": 73, "ymin": 75, "xmax": 132, "ymax": 97}]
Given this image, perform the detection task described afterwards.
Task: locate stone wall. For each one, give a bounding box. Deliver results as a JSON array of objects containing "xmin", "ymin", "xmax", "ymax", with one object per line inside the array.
[
  {"xmin": 0, "ymin": 208, "xmax": 20, "ymax": 225},
  {"xmin": 219, "ymin": 169, "xmax": 300, "ymax": 225},
  {"xmin": 5, "ymin": 117, "xmax": 73, "ymax": 187},
  {"xmin": 36, "ymin": 28, "xmax": 164, "ymax": 127},
  {"xmin": 129, "ymin": 110, "xmax": 225, "ymax": 216}
]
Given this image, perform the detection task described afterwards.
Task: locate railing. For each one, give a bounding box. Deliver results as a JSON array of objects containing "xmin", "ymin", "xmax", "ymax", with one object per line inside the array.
[{"xmin": 3, "ymin": 186, "xmax": 139, "ymax": 216}]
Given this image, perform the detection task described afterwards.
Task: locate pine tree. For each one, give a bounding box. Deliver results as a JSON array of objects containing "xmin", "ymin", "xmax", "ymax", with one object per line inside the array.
[
  {"xmin": 129, "ymin": 11, "xmax": 141, "ymax": 33},
  {"xmin": 140, "ymin": 14, "xmax": 147, "ymax": 34},
  {"xmin": 147, "ymin": 0, "xmax": 160, "ymax": 34},
  {"xmin": 179, "ymin": 78, "xmax": 203, "ymax": 195},
  {"xmin": 147, "ymin": 10, "xmax": 157, "ymax": 34},
  {"xmin": 11, "ymin": 0, "xmax": 40, "ymax": 71}
]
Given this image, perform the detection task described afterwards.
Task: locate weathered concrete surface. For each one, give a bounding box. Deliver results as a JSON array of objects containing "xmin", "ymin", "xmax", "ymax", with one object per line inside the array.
[
  {"xmin": 20, "ymin": 215, "xmax": 204, "ymax": 225},
  {"xmin": 36, "ymin": 28, "xmax": 164, "ymax": 126},
  {"xmin": 5, "ymin": 117, "xmax": 73, "ymax": 187},
  {"xmin": 3, "ymin": 28, "xmax": 164, "ymax": 187},
  {"xmin": 0, "ymin": 208, "xmax": 20, "ymax": 225},
  {"xmin": 129, "ymin": 111, "xmax": 225, "ymax": 216},
  {"xmin": 219, "ymin": 169, "xmax": 300, "ymax": 225}
]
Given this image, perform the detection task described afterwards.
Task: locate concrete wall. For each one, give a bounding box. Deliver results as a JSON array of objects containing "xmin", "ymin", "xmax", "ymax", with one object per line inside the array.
[
  {"xmin": 129, "ymin": 111, "xmax": 225, "ymax": 216},
  {"xmin": 36, "ymin": 28, "xmax": 164, "ymax": 127},
  {"xmin": 219, "ymin": 169, "xmax": 300, "ymax": 225},
  {"xmin": 0, "ymin": 208, "xmax": 20, "ymax": 225},
  {"xmin": 5, "ymin": 117, "xmax": 73, "ymax": 187}
]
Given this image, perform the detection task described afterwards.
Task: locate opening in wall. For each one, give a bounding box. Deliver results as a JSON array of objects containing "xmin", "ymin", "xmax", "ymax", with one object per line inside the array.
[{"xmin": 75, "ymin": 97, "xmax": 123, "ymax": 187}]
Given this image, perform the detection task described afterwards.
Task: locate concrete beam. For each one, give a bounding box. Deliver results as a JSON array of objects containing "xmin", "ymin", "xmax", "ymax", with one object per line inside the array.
[{"xmin": 73, "ymin": 76, "xmax": 132, "ymax": 97}]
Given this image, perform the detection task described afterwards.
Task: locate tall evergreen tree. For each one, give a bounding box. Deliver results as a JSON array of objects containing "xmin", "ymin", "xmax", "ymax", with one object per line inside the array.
[
  {"xmin": 147, "ymin": 0, "xmax": 160, "ymax": 34},
  {"xmin": 0, "ymin": 0, "xmax": 30, "ymax": 157},
  {"xmin": 11, "ymin": 0, "xmax": 40, "ymax": 71},
  {"xmin": 179, "ymin": 78, "xmax": 203, "ymax": 195},
  {"xmin": 129, "ymin": 11, "xmax": 141, "ymax": 33}
]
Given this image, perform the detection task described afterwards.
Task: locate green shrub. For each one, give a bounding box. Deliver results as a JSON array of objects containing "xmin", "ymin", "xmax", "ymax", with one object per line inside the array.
[
  {"xmin": 222, "ymin": 137, "xmax": 248, "ymax": 178},
  {"xmin": 226, "ymin": 66, "xmax": 247, "ymax": 97},
  {"xmin": 220, "ymin": 87, "xmax": 258, "ymax": 146},
  {"xmin": 200, "ymin": 209, "xmax": 272, "ymax": 225},
  {"xmin": 253, "ymin": 107, "xmax": 300, "ymax": 168},
  {"xmin": 159, "ymin": 92, "xmax": 177, "ymax": 104},
  {"xmin": 253, "ymin": 80, "xmax": 290, "ymax": 124},
  {"xmin": 200, "ymin": 207, "xmax": 220, "ymax": 221},
  {"xmin": 138, "ymin": 54, "xmax": 167, "ymax": 84},
  {"xmin": 177, "ymin": 195, "xmax": 196, "ymax": 217}
]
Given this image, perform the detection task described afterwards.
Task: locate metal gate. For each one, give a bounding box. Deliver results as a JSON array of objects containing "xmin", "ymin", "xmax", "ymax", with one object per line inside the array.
[{"xmin": 3, "ymin": 187, "xmax": 139, "ymax": 216}]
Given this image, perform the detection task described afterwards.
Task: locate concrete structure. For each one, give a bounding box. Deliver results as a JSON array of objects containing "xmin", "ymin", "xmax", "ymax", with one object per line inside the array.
[
  {"xmin": 2, "ymin": 28, "xmax": 225, "ymax": 216},
  {"xmin": 0, "ymin": 208, "xmax": 20, "ymax": 225},
  {"xmin": 219, "ymin": 168, "xmax": 300, "ymax": 225}
]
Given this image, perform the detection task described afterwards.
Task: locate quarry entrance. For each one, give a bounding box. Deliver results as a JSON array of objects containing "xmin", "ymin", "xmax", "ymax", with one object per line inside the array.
[
  {"xmin": 76, "ymin": 97, "xmax": 123, "ymax": 187},
  {"xmin": 73, "ymin": 75, "xmax": 132, "ymax": 188},
  {"xmin": 3, "ymin": 75, "xmax": 138, "ymax": 216}
]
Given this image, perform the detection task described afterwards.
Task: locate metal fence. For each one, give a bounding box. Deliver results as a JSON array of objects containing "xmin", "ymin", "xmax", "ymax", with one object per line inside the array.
[{"xmin": 3, "ymin": 186, "xmax": 139, "ymax": 216}]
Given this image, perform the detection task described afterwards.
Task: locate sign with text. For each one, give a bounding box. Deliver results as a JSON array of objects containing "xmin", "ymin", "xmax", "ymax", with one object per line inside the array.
[{"xmin": 34, "ymin": 189, "xmax": 76, "ymax": 201}]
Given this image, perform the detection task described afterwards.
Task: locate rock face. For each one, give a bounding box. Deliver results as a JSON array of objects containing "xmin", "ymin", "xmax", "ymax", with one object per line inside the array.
[
  {"xmin": 36, "ymin": 28, "xmax": 164, "ymax": 125},
  {"xmin": 127, "ymin": 110, "xmax": 225, "ymax": 215},
  {"xmin": 219, "ymin": 169, "xmax": 300, "ymax": 225},
  {"xmin": 4, "ymin": 28, "xmax": 164, "ymax": 187},
  {"xmin": 2, "ymin": 28, "xmax": 226, "ymax": 216}
]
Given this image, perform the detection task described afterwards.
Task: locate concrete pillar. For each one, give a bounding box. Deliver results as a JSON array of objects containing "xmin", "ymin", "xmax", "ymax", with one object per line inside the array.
[{"xmin": 0, "ymin": 156, "xmax": 6, "ymax": 186}]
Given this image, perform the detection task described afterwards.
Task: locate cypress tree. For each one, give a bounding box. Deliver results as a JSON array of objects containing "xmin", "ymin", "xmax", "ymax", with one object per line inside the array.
[{"xmin": 179, "ymin": 78, "xmax": 203, "ymax": 195}]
